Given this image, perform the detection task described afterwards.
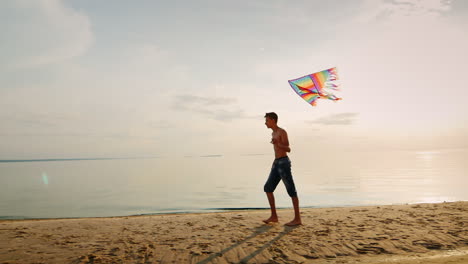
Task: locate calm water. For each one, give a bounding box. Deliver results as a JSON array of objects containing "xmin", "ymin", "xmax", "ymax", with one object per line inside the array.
[{"xmin": 1, "ymin": 149, "xmax": 467, "ymax": 219}]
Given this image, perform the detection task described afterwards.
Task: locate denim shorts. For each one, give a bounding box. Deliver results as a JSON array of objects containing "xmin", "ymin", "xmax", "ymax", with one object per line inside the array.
[{"xmin": 264, "ymin": 156, "xmax": 297, "ymax": 197}]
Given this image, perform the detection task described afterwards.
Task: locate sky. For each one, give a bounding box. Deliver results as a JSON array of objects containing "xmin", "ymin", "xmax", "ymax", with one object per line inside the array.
[{"xmin": 1, "ymin": 0, "xmax": 468, "ymax": 159}]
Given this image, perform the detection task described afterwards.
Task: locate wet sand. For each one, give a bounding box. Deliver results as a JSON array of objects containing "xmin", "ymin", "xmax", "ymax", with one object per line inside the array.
[{"xmin": 1, "ymin": 201, "xmax": 467, "ymax": 264}]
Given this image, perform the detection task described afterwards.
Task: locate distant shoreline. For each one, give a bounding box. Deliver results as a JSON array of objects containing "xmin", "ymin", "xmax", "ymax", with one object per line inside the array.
[
  {"xmin": 0, "ymin": 157, "xmax": 159, "ymax": 163},
  {"xmin": 2, "ymin": 201, "xmax": 466, "ymax": 221},
  {"xmin": 0, "ymin": 154, "xmax": 269, "ymax": 163}
]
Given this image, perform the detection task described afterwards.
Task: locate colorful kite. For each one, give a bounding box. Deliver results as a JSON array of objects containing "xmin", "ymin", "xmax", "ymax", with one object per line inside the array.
[{"xmin": 288, "ymin": 67, "xmax": 341, "ymax": 106}]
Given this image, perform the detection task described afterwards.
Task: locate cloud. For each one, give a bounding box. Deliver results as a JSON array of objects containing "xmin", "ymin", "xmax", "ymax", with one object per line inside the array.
[
  {"xmin": 0, "ymin": 0, "xmax": 93, "ymax": 69},
  {"xmin": 0, "ymin": 111, "xmax": 76, "ymax": 131},
  {"xmin": 325, "ymin": 0, "xmax": 468, "ymax": 129},
  {"xmin": 358, "ymin": 0, "xmax": 451, "ymax": 22},
  {"xmin": 148, "ymin": 120, "xmax": 174, "ymax": 130},
  {"xmin": 172, "ymin": 95, "xmax": 253, "ymax": 121},
  {"xmin": 307, "ymin": 113, "xmax": 359, "ymax": 126},
  {"xmin": 177, "ymin": 95, "xmax": 237, "ymax": 107}
]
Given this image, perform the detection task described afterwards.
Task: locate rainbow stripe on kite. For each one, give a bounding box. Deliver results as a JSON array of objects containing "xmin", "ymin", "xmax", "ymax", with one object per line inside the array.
[{"xmin": 288, "ymin": 67, "xmax": 341, "ymax": 106}]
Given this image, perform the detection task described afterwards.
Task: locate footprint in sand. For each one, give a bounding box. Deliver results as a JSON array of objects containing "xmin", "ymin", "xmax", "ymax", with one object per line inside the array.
[
  {"xmin": 232, "ymin": 215, "xmax": 245, "ymax": 220},
  {"xmin": 107, "ymin": 247, "xmax": 120, "ymax": 256},
  {"xmin": 412, "ymin": 240, "xmax": 443, "ymax": 249},
  {"xmin": 370, "ymin": 236, "xmax": 389, "ymax": 241},
  {"xmin": 356, "ymin": 244, "xmax": 389, "ymax": 254},
  {"xmin": 15, "ymin": 230, "xmax": 28, "ymax": 238},
  {"xmin": 351, "ymin": 209, "xmax": 369, "ymax": 213}
]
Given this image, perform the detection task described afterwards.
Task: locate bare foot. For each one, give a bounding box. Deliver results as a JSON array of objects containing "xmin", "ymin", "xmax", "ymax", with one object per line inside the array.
[
  {"xmin": 285, "ymin": 219, "xmax": 302, "ymax": 226},
  {"xmin": 263, "ymin": 216, "xmax": 278, "ymax": 224}
]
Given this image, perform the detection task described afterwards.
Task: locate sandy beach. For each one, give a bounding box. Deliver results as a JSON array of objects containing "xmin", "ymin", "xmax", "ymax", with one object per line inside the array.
[{"xmin": 1, "ymin": 201, "xmax": 467, "ymax": 264}]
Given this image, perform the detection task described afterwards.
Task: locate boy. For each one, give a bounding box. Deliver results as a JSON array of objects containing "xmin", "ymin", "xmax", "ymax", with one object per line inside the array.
[{"xmin": 263, "ymin": 112, "xmax": 301, "ymax": 226}]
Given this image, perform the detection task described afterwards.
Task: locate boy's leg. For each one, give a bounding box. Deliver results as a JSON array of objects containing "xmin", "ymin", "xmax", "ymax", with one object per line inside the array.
[
  {"xmin": 263, "ymin": 162, "xmax": 281, "ymax": 224},
  {"xmin": 285, "ymin": 196, "xmax": 302, "ymax": 226},
  {"xmin": 263, "ymin": 192, "xmax": 278, "ymax": 223},
  {"xmin": 278, "ymin": 158, "xmax": 302, "ymax": 226}
]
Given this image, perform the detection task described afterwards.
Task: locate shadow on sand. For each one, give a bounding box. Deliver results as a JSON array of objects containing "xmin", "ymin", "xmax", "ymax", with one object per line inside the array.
[{"xmin": 196, "ymin": 224, "xmax": 298, "ymax": 264}]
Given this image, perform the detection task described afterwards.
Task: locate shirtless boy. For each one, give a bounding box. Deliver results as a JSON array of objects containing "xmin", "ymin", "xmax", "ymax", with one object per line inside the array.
[{"xmin": 263, "ymin": 112, "xmax": 302, "ymax": 226}]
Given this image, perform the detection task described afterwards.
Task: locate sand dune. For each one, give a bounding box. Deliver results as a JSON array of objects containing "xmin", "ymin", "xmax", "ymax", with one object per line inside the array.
[{"xmin": 1, "ymin": 202, "xmax": 467, "ymax": 263}]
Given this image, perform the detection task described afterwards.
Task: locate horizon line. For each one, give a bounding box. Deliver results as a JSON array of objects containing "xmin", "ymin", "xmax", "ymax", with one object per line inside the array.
[
  {"xmin": 0, "ymin": 157, "xmax": 160, "ymax": 163},
  {"xmin": 0, "ymin": 154, "xmax": 271, "ymax": 163}
]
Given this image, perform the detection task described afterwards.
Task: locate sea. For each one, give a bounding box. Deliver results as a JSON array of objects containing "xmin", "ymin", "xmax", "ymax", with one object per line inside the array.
[{"xmin": 1, "ymin": 148, "xmax": 467, "ymax": 219}]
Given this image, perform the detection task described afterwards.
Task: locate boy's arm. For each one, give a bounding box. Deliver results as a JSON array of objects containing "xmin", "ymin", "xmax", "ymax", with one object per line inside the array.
[{"xmin": 276, "ymin": 129, "xmax": 291, "ymax": 152}]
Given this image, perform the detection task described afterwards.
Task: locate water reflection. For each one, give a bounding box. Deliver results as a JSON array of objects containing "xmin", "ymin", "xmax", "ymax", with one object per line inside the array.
[{"xmin": 0, "ymin": 149, "xmax": 467, "ymax": 219}]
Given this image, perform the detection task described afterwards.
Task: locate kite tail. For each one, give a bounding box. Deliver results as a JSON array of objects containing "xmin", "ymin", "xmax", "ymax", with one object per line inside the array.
[
  {"xmin": 325, "ymin": 83, "xmax": 340, "ymax": 91},
  {"xmin": 326, "ymin": 94, "xmax": 341, "ymax": 101},
  {"xmin": 328, "ymin": 67, "xmax": 339, "ymax": 79},
  {"xmin": 324, "ymin": 68, "xmax": 340, "ymax": 90}
]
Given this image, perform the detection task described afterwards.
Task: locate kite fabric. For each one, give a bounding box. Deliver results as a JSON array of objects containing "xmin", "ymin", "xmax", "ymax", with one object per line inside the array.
[{"xmin": 288, "ymin": 67, "xmax": 341, "ymax": 106}]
